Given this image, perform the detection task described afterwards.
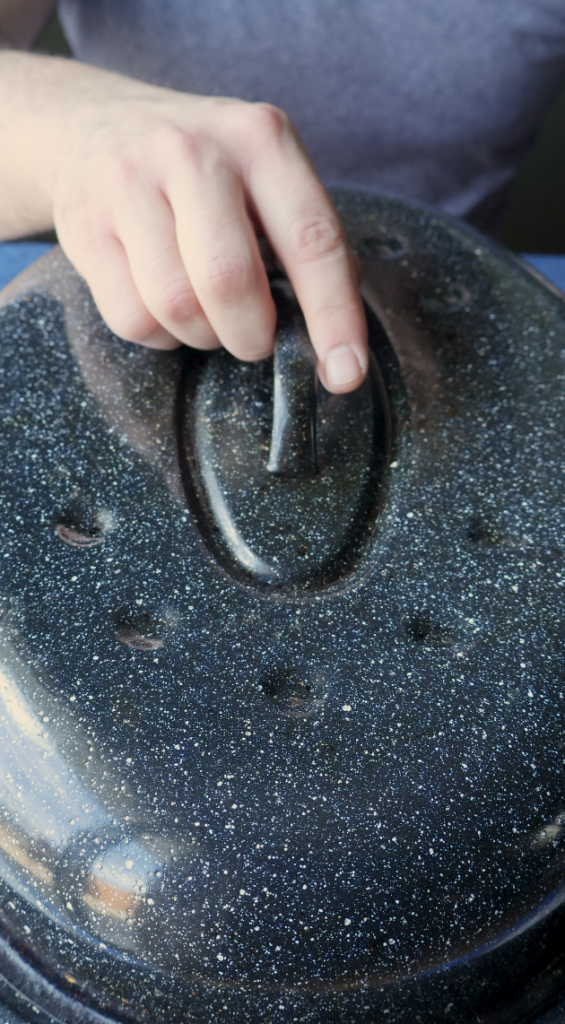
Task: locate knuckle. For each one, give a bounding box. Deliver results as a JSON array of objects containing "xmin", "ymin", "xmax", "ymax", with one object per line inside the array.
[
  {"xmin": 169, "ymin": 126, "xmax": 221, "ymax": 174},
  {"xmin": 242, "ymin": 101, "xmax": 291, "ymax": 145},
  {"xmin": 153, "ymin": 123, "xmax": 214, "ymax": 173},
  {"xmin": 201, "ymin": 254, "xmax": 254, "ymax": 305},
  {"xmin": 290, "ymin": 212, "xmax": 344, "ymax": 264},
  {"xmin": 108, "ymin": 304, "xmax": 156, "ymax": 344},
  {"xmin": 108, "ymin": 156, "xmax": 139, "ymax": 195},
  {"xmin": 166, "ymin": 124, "xmax": 204, "ymax": 163},
  {"xmin": 317, "ymin": 296, "xmax": 360, "ymax": 327},
  {"xmin": 156, "ymin": 280, "xmax": 199, "ymax": 325}
]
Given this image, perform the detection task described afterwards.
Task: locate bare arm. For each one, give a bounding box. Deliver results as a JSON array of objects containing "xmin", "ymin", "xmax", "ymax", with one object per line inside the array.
[{"xmin": 0, "ymin": 41, "xmax": 367, "ymax": 391}]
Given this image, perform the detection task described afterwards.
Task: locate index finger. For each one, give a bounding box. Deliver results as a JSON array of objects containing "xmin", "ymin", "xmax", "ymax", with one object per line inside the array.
[{"xmin": 242, "ymin": 112, "xmax": 368, "ymax": 393}]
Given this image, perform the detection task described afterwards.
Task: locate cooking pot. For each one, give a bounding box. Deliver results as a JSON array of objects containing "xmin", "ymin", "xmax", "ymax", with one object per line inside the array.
[{"xmin": 0, "ymin": 187, "xmax": 564, "ymax": 1024}]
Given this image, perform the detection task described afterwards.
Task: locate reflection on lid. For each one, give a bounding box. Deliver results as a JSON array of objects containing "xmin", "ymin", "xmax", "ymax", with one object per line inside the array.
[
  {"xmin": 83, "ymin": 877, "xmax": 140, "ymax": 922},
  {"xmin": 0, "ymin": 647, "xmax": 155, "ymax": 934},
  {"xmin": 0, "ymin": 637, "xmax": 205, "ymax": 966},
  {"xmin": 83, "ymin": 840, "xmax": 161, "ymax": 921},
  {"xmin": 0, "ymin": 819, "xmax": 53, "ymax": 885},
  {"xmin": 0, "ymin": 660, "xmax": 107, "ymax": 852}
]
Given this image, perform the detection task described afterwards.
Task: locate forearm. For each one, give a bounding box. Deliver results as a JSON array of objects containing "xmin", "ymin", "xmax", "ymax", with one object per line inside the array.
[
  {"xmin": 0, "ymin": 51, "xmax": 76, "ymax": 238},
  {"xmin": 0, "ymin": 51, "xmax": 141, "ymax": 240}
]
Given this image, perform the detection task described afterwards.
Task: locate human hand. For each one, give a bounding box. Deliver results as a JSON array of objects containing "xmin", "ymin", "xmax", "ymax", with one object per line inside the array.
[{"xmin": 51, "ymin": 72, "xmax": 367, "ymax": 392}]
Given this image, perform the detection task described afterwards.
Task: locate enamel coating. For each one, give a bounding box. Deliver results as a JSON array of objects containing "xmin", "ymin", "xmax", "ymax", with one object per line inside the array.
[{"xmin": 0, "ymin": 190, "xmax": 563, "ymax": 1023}]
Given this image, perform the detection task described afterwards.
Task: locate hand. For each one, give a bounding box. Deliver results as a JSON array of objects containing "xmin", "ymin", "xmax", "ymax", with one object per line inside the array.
[{"xmin": 51, "ymin": 73, "xmax": 367, "ymax": 392}]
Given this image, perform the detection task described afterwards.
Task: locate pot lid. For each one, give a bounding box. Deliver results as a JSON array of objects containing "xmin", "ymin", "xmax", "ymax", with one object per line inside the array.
[{"xmin": 0, "ymin": 188, "xmax": 564, "ymax": 1024}]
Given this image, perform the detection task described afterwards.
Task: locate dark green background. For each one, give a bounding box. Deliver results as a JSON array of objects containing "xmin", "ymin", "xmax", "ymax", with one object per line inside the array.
[{"xmin": 34, "ymin": 10, "xmax": 565, "ymax": 254}]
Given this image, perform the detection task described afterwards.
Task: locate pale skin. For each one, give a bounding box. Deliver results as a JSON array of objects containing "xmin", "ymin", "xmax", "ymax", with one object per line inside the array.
[{"xmin": 0, "ymin": 0, "xmax": 368, "ymax": 393}]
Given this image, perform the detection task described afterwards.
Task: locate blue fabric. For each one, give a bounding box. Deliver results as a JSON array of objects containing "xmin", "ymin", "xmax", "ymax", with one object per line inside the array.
[
  {"xmin": 0, "ymin": 243, "xmax": 53, "ymax": 294},
  {"xmin": 1, "ymin": 244, "xmax": 565, "ymax": 298},
  {"xmin": 521, "ymin": 254, "xmax": 565, "ymax": 294},
  {"xmin": 58, "ymin": 0, "xmax": 565, "ymax": 220}
]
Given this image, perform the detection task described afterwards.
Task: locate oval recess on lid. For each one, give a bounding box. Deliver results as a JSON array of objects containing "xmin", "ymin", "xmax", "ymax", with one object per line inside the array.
[{"xmin": 177, "ymin": 298, "xmax": 395, "ymax": 595}]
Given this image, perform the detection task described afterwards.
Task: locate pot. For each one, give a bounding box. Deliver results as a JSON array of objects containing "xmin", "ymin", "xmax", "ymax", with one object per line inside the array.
[{"xmin": 0, "ymin": 188, "xmax": 563, "ymax": 1024}]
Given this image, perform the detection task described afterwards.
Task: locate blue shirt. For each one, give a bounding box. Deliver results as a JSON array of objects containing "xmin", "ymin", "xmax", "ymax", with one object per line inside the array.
[{"xmin": 59, "ymin": 0, "xmax": 565, "ymax": 221}]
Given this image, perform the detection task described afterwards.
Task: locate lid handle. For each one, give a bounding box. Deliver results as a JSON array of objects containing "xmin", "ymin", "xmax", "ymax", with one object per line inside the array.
[{"xmin": 267, "ymin": 279, "xmax": 318, "ymax": 479}]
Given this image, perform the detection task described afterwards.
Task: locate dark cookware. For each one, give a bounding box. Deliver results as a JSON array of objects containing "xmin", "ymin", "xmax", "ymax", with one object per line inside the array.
[{"xmin": 0, "ymin": 188, "xmax": 563, "ymax": 1024}]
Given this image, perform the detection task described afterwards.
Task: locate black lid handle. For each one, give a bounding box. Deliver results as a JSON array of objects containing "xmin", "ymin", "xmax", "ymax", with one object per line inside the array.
[{"xmin": 267, "ymin": 279, "xmax": 318, "ymax": 479}]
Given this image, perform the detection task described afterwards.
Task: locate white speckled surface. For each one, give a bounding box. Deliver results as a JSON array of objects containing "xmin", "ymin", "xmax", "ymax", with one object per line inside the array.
[{"xmin": 0, "ymin": 193, "xmax": 564, "ymax": 1022}]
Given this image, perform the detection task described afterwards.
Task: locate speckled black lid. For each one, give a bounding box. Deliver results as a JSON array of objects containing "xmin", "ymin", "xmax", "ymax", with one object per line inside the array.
[{"xmin": 0, "ymin": 189, "xmax": 564, "ymax": 1024}]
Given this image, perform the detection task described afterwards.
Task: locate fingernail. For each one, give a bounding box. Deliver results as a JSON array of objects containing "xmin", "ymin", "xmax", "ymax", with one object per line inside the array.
[{"xmin": 324, "ymin": 345, "xmax": 363, "ymax": 388}]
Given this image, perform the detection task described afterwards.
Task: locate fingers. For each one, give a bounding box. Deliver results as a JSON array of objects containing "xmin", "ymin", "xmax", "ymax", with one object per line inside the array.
[
  {"xmin": 242, "ymin": 106, "xmax": 368, "ymax": 392},
  {"xmin": 55, "ymin": 94, "xmax": 365, "ymax": 384},
  {"xmin": 167, "ymin": 139, "xmax": 276, "ymax": 361},
  {"xmin": 112, "ymin": 181, "xmax": 220, "ymax": 351},
  {"xmin": 71, "ymin": 146, "xmax": 275, "ymax": 362},
  {"xmin": 65, "ymin": 231, "xmax": 181, "ymax": 350}
]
